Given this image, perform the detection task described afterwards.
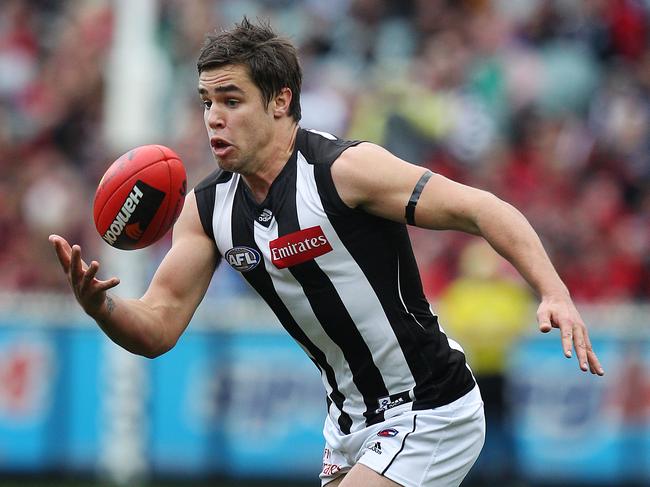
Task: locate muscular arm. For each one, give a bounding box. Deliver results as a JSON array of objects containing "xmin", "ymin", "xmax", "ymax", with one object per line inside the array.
[
  {"xmin": 332, "ymin": 142, "xmax": 604, "ymax": 375},
  {"xmin": 50, "ymin": 190, "xmax": 219, "ymax": 358}
]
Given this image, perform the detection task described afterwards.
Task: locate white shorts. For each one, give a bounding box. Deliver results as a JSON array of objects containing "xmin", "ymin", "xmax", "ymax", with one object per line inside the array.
[{"xmin": 320, "ymin": 385, "xmax": 485, "ymax": 487}]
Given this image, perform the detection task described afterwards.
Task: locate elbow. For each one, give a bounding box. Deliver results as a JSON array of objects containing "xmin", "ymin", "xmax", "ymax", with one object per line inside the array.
[
  {"xmin": 139, "ymin": 347, "xmax": 166, "ymax": 360},
  {"xmin": 121, "ymin": 343, "xmax": 168, "ymax": 359},
  {"xmin": 140, "ymin": 349, "xmax": 166, "ymax": 360},
  {"xmin": 139, "ymin": 336, "xmax": 177, "ymax": 359},
  {"xmin": 473, "ymin": 192, "xmax": 513, "ymax": 231},
  {"xmin": 127, "ymin": 304, "xmax": 187, "ymax": 359},
  {"xmin": 130, "ymin": 328, "xmax": 179, "ymax": 359},
  {"xmin": 138, "ymin": 310, "xmax": 185, "ymax": 358},
  {"xmin": 447, "ymin": 190, "xmax": 502, "ymax": 236},
  {"xmin": 478, "ymin": 190, "xmax": 504, "ymax": 211}
]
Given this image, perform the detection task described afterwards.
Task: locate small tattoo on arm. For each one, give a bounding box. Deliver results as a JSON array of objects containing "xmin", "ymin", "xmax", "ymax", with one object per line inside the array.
[{"xmin": 105, "ymin": 295, "xmax": 115, "ymax": 315}]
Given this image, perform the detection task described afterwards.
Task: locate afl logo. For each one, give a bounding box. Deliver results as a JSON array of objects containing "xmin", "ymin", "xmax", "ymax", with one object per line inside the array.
[
  {"xmin": 225, "ymin": 246, "xmax": 261, "ymax": 272},
  {"xmin": 377, "ymin": 428, "xmax": 398, "ymax": 438}
]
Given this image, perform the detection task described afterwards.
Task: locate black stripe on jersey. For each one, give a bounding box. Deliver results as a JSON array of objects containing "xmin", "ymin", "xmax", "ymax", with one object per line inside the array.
[
  {"xmin": 229, "ymin": 179, "xmax": 354, "ymax": 434},
  {"xmin": 276, "ymin": 157, "xmax": 390, "ymax": 427},
  {"xmin": 298, "ymin": 129, "xmax": 362, "ymax": 165},
  {"xmin": 313, "ymin": 163, "xmax": 475, "ymax": 410},
  {"xmin": 396, "ymin": 236, "xmax": 476, "ymax": 408},
  {"xmin": 381, "ymin": 414, "xmax": 417, "ymax": 476}
]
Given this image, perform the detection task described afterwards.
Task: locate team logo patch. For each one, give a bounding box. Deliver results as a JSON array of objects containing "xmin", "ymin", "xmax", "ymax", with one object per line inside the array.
[
  {"xmin": 269, "ymin": 226, "xmax": 332, "ymax": 269},
  {"xmin": 377, "ymin": 428, "xmax": 398, "ymax": 437},
  {"xmin": 225, "ymin": 246, "xmax": 261, "ymax": 272}
]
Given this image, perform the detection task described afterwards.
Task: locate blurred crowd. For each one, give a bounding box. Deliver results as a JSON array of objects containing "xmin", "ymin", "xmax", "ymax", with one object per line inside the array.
[{"xmin": 1, "ymin": 0, "xmax": 650, "ymax": 302}]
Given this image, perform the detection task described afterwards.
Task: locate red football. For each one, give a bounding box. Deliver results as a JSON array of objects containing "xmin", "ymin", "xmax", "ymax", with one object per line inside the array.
[{"xmin": 93, "ymin": 144, "xmax": 187, "ymax": 250}]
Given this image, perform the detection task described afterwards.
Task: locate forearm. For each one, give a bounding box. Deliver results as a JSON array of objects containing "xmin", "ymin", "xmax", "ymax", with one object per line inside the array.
[
  {"xmin": 474, "ymin": 194, "xmax": 569, "ymax": 299},
  {"xmin": 90, "ymin": 293, "xmax": 172, "ymax": 358}
]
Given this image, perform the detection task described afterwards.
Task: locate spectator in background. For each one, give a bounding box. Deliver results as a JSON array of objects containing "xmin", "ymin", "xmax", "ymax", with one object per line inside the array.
[
  {"xmin": 1, "ymin": 0, "xmax": 649, "ymax": 304},
  {"xmin": 438, "ymin": 241, "xmax": 532, "ymax": 391}
]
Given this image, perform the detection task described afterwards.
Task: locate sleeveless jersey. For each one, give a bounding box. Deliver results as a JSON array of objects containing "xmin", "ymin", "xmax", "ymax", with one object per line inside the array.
[{"xmin": 195, "ymin": 128, "xmax": 475, "ymax": 434}]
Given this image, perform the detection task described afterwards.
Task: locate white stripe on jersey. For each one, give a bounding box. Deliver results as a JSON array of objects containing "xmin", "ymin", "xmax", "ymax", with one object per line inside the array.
[{"xmin": 212, "ymin": 173, "xmax": 239, "ymax": 253}]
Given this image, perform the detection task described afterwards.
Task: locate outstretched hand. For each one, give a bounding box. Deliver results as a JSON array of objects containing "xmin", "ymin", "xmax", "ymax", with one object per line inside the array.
[
  {"xmin": 49, "ymin": 234, "xmax": 120, "ymax": 317},
  {"xmin": 537, "ymin": 295, "xmax": 604, "ymax": 376}
]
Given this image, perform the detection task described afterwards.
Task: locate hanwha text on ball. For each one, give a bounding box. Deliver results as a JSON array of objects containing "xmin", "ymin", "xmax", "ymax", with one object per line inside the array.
[{"xmin": 102, "ymin": 185, "xmax": 144, "ymax": 245}]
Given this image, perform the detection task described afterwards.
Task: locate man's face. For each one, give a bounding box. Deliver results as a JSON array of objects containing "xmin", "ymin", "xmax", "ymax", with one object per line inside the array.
[{"xmin": 198, "ymin": 64, "xmax": 274, "ymax": 173}]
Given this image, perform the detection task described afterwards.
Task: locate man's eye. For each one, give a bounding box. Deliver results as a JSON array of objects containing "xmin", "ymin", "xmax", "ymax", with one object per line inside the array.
[
  {"xmin": 202, "ymin": 100, "xmax": 212, "ymax": 109},
  {"xmin": 226, "ymin": 99, "xmax": 239, "ymax": 108}
]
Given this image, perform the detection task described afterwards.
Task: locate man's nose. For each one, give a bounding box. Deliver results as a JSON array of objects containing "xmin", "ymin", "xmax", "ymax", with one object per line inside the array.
[{"xmin": 207, "ymin": 106, "xmax": 225, "ymax": 129}]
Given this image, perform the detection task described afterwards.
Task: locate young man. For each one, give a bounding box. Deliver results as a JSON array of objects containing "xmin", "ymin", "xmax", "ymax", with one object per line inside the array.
[{"xmin": 50, "ymin": 18, "xmax": 604, "ymax": 487}]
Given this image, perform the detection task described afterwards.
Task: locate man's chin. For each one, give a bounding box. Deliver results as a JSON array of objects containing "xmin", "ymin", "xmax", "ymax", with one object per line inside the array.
[{"xmin": 215, "ymin": 156, "xmax": 238, "ymax": 173}]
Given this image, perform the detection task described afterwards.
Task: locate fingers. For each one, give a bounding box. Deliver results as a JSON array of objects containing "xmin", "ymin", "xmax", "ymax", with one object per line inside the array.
[
  {"xmin": 570, "ymin": 325, "xmax": 587, "ymax": 370},
  {"xmin": 97, "ymin": 276, "xmax": 121, "ymax": 292},
  {"xmin": 80, "ymin": 261, "xmax": 120, "ymax": 293},
  {"xmin": 49, "ymin": 234, "xmax": 73, "ymax": 273},
  {"xmin": 583, "ymin": 333, "xmax": 605, "ymax": 376},
  {"xmin": 558, "ymin": 319, "xmax": 604, "ymax": 375},
  {"xmin": 561, "ymin": 327, "xmax": 574, "ymax": 359},
  {"xmin": 70, "ymin": 245, "xmax": 86, "ymax": 281},
  {"xmin": 551, "ymin": 307, "xmax": 575, "ymax": 358},
  {"xmin": 80, "ymin": 260, "xmax": 99, "ymax": 292},
  {"xmin": 565, "ymin": 326, "xmax": 605, "ymax": 376},
  {"xmin": 49, "ymin": 236, "xmax": 120, "ymax": 297},
  {"xmin": 537, "ymin": 299, "xmax": 605, "ymax": 376},
  {"xmin": 49, "ymin": 236, "xmax": 121, "ymax": 316},
  {"xmin": 590, "ymin": 351, "xmax": 605, "ymax": 376},
  {"xmin": 74, "ymin": 256, "xmax": 120, "ymax": 314},
  {"xmin": 574, "ymin": 327, "xmax": 605, "ymax": 375},
  {"xmin": 536, "ymin": 307, "xmax": 553, "ymax": 333}
]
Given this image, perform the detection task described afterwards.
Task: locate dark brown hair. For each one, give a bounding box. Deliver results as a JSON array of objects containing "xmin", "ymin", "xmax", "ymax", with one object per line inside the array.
[{"xmin": 197, "ymin": 17, "xmax": 302, "ymax": 121}]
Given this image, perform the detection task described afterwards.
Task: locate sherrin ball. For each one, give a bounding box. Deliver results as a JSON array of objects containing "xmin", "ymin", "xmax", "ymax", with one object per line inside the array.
[{"xmin": 93, "ymin": 144, "xmax": 187, "ymax": 250}]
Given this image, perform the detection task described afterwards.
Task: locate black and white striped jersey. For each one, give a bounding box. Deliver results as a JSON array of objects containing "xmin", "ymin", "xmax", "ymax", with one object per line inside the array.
[{"xmin": 194, "ymin": 128, "xmax": 475, "ymax": 434}]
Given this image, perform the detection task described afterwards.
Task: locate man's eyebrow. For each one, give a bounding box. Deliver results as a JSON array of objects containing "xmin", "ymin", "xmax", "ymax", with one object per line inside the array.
[{"xmin": 197, "ymin": 84, "xmax": 245, "ymax": 95}]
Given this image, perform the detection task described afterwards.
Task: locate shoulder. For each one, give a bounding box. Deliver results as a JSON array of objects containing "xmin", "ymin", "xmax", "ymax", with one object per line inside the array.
[
  {"xmin": 330, "ymin": 142, "xmax": 399, "ymax": 207},
  {"xmin": 194, "ymin": 167, "xmax": 233, "ymax": 194},
  {"xmin": 332, "ymin": 142, "xmax": 432, "ymax": 216},
  {"xmin": 296, "ymin": 128, "xmax": 363, "ymax": 166},
  {"xmin": 174, "ymin": 188, "xmax": 203, "ymax": 237}
]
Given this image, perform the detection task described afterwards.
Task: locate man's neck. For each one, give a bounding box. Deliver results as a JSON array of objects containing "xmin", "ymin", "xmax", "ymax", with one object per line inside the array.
[{"xmin": 242, "ymin": 122, "xmax": 299, "ymax": 204}]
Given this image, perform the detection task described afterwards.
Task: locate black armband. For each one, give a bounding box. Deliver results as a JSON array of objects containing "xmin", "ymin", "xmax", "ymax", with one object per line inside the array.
[{"xmin": 405, "ymin": 171, "xmax": 433, "ymax": 226}]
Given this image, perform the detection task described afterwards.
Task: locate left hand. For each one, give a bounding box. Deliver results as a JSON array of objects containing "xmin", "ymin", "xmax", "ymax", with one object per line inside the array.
[
  {"xmin": 537, "ymin": 295, "xmax": 605, "ymax": 376},
  {"xmin": 49, "ymin": 234, "xmax": 120, "ymax": 317}
]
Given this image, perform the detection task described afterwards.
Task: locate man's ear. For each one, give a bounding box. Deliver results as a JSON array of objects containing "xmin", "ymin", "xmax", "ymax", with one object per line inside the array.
[{"xmin": 271, "ymin": 87, "xmax": 293, "ymax": 118}]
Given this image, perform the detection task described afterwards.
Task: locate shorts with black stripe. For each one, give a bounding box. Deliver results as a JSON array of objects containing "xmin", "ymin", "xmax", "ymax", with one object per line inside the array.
[{"xmin": 320, "ymin": 385, "xmax": 485, "ymax": 487}]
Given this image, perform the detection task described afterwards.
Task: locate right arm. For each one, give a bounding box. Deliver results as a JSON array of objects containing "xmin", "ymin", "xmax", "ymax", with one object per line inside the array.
[
  {"xmin": 332, "ymin": 143, "xmax": 603, "ymax": 375},
  {"xmin": 49, "ymin": 190, "xmax": 219, "ymax": 358}
]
